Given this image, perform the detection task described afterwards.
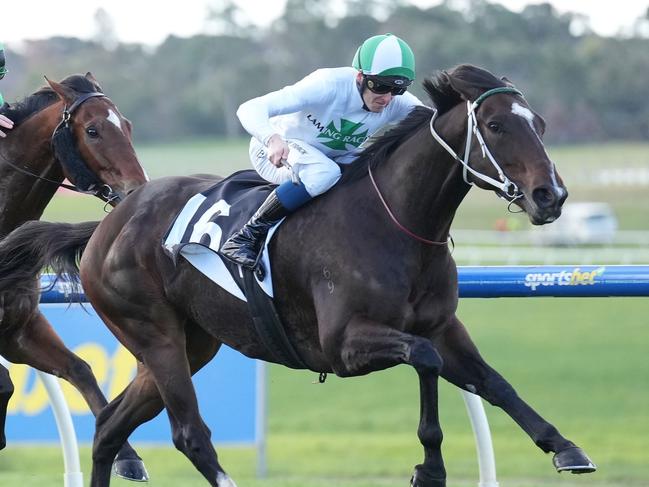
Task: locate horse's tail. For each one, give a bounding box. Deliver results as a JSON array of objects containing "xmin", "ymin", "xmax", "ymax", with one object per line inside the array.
[{"xmin": 0, "ymin": 220, "xmax": 100, "ymax": 295}]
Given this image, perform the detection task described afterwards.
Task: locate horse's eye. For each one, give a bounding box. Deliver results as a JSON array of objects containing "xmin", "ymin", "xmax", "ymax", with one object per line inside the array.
[
  {"xmin": 86, "ymin": 126, "xmax": 99, "ymax": 138},
  {"xmin": 487, "ymin": 122, "xmax": 502, "ymax": 134}
]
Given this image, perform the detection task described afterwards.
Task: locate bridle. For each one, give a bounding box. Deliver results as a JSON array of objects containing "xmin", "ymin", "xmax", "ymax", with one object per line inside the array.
[
  {"xmin": 1, "ymin": 91, "xmax": 121, "ymax": 204},
  {"xmin": 429, "ymin": 86, "xmax": 524, "ymax": 200},
  {"xmin": 369, "ymin": 86, "xmax": 525, "ymax": 246}
]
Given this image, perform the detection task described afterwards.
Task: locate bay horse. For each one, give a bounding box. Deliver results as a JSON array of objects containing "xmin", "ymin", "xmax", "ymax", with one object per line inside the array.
[
  {"xmin": 0, "ymin": 65, "xmax": 596, "ymax": 487},
  {"xmin": 0, "ymin": 73, "xmax": 149, "ymax": 480}
]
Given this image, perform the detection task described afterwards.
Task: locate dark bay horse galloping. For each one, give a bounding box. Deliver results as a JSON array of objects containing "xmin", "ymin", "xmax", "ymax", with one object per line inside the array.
[
  {"xmin": 0, "ymin": 65, "xmax": 595, "ymax": 487},
  {"xmin": 0, "ymin": 73, "xmax": 148, "ymax": 480}
]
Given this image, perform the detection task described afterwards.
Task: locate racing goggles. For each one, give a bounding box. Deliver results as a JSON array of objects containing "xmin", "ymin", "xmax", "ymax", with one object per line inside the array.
[{"xmin": 364, "ymin": 76, "xmax": 411, "ymax": 96}]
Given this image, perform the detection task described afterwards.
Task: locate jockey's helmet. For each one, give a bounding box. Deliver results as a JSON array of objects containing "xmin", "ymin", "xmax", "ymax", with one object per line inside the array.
[{"xmin": 352, "ymin": 33, "xmax": 415, "ymax": 85}]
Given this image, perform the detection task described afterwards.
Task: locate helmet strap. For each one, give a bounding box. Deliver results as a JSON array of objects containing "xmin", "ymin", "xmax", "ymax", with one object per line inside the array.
[{"xmin": 356, "ymin": 75, "xmax": 371, "ymax": 112}]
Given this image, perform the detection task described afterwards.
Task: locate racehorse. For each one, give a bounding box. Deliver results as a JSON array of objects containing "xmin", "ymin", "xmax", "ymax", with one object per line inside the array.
[
  {"xmin": 0, "ymin": 73, "xmax": 149, "ymax": 480},
  {"xmin": 0, "ymin": 65, "xmax": 596, "ymax": 487}
]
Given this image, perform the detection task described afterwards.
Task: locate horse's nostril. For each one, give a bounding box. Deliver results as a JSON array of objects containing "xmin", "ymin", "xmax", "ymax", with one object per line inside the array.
[{"xmin": 532, "ymin": 187, "xmax": 556, "ymax": 209}]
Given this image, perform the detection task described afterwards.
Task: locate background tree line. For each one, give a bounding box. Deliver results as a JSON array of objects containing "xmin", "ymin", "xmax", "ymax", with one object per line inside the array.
[{"xmin": 3, "ymin": 0, "xmax": 649, "ymax": 144}]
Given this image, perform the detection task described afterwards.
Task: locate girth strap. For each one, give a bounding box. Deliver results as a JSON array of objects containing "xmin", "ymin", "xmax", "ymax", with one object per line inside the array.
[{"xmin": 241, "ymin": 269, "xmax": 308, "ymax": 370}]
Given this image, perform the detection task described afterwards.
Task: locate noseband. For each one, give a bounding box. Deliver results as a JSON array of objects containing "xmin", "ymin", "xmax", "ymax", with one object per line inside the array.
[
  {"xmin": 429, "ymin": 86, "xmax": 524, "ymax": 201},
  {"xmin": 2, "ymin": 91, "xmax": 120, "ymax": 204},
  {"xmin": 51, "ymin": 92, "xmax": 121, "ymax": 204}
]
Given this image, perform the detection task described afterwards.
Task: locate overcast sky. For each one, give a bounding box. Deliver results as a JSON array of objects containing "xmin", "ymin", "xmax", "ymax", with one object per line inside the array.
[{"xmin": 3, "ymin": 0, "xmax": 648, "ymax": 47}]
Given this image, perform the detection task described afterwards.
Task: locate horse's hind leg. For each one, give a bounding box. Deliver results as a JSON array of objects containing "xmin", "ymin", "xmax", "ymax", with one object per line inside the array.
[
  {"xmin": 91, "ymin": 317, "xmax": 232, "ymax": 487},
  {"xmin": 0, "ymin": 364, "xmax": 13, "ymax": 449},
  {"xmin": 0, "ymin": 311, "xmax": 147, "ymax": 480},
  {"xmin": 436, "ymin": 315, "xmax": 596, "ymax": 474},
  {"xmin": 144, "ymin": 337, "xmax": 233, "ymax": 486}
]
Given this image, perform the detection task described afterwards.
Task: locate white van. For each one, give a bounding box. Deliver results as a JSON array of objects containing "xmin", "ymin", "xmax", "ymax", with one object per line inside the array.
[{"xmin": 533, "ymin": 202, "xmax": 618, "ymax": 246}]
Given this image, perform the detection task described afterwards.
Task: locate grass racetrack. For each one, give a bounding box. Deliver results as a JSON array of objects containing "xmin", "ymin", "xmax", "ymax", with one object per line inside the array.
[
  {"xmin": 42, "ymin": 139, "xmax": 649, "ymax": 232},
  {"xmin": 1, "ymin": 298, "xmax": 647, "ymax": 486},
  {"xmin": 3, "ymin": 140, "xmax": 646, "ymax": 485}
]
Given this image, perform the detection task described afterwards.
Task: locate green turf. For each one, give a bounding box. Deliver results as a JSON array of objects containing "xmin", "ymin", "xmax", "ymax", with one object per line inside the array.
[
  {"xmin": 18, "ymin": 140, "xmax": 649, "ymax": 485},
  {"xmin": 1, "ymin": 298, "xmax": 647, "ymax": 486},
  {"xmin": 42, "ymin": 140, "xmax": 649, "ymax": 231},
  {"xmin": 136, "ymin": 137, "xmax": 251, "ymax": 180}
]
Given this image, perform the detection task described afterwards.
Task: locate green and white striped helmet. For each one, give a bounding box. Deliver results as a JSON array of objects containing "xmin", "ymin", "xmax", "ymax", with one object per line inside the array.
[{"xmin": 352, "ymin": 33, "xmax": 415, "ymax": 81}]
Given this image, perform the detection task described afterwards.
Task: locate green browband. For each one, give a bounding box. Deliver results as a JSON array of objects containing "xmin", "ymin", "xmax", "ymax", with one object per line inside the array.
[{"xmin": 473, "ymin": 87, "xmax": 522, "ymax": 107}]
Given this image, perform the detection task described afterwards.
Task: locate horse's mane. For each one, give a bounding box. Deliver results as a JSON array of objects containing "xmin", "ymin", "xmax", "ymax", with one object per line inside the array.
[
  {"xmin": 0, "ymin": 74, "xmax": 102, "ymax": 127},
  {"xmin": 339, "ymin": 64, "xmax": 507, "ymax": 185}
]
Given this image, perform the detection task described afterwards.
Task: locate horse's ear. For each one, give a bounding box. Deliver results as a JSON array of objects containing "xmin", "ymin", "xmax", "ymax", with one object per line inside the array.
[
  {"xmin": 439, "ymin": 70, "xmax": 451, "ymax": 86},
  {"xmin": 85, "ymin": 72, "xmax": 103, "ymax": 92},
  {"xmin": 446, "ymin": 73, "xmax": 482, "ymax": 102},
  {"xmin": 45, "ymin": 76, "xmax": 76, "ymax": 105},
  {"xmin": 501, "ymin": 76, "xmax": 516, "ymax": 88}
]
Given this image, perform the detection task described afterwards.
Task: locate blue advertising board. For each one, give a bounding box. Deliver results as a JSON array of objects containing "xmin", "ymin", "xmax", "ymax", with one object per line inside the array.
[
  {"xmin": 458, "ymin": 265, "xmax": 649, "ymax": 297},
  {"xmin": 6, "ymin": 303, "xmax": 261, "ymax": 444}
]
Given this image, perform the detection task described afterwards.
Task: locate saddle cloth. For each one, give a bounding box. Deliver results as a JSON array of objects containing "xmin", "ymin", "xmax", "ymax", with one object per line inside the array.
[{"xmin": 162, "ymin": 170, "xmax": 282, "ymax": 301}]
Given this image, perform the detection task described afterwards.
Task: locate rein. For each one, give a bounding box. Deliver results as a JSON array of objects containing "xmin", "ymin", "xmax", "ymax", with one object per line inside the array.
[
  {"xmin": 0, "ymin": 155, "xmax": 115, "ymax": 201},
  {"xmin": 368, "ymin": 163, "xmax": 448, "ymax": 246},
  {"xmin": 369, "ymin": 86, "xmax": 524, "ymax": 246},
  {"xmin": 1, "ymin": 91, "xmax": 120, "ymax": 204}
]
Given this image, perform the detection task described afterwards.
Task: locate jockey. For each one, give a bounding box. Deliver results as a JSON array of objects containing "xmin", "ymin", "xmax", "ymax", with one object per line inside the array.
[
  {"xmin": 220, "ymin": 33, "xmax": 423, "ymax": 269},
  {"xmin": 0, "ymin": 42, "xmax": 14, "ymax": 138}
]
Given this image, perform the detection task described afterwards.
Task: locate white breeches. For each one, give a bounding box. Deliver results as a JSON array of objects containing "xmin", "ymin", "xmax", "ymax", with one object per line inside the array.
[{"xmin": 249, "ymin": 138, "xmax": 342, "ymax": 197}]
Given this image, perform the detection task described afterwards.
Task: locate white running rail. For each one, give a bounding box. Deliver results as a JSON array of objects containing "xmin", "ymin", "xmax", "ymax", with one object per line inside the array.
[{"xmin": 462, "ymin": 391, "xmax": 499, "ymax": 487}]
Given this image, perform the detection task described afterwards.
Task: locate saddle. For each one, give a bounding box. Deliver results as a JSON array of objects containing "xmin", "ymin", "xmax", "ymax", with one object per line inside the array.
[{"xmin": 163, "ymin": 170, "xmax": 307, "ymax": 369}]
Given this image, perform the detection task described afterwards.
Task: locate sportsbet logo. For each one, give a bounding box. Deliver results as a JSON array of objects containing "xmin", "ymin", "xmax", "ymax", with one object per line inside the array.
[{"xmin": 524, "ymin": 267, "xmax": 606, "ymax": 291}]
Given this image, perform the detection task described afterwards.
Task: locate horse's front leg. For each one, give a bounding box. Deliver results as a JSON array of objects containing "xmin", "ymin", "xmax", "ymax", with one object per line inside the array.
[
  {"xmin": 0, "ymin": 310, "xmax": 147, "ymax": 480},
  {"xmin": 325, "ymin": 316, "xmax": 446, "ymax": 487},
  {"xmin": 436, "ymin": 315, "xmax": 596, "ymax": 474}
]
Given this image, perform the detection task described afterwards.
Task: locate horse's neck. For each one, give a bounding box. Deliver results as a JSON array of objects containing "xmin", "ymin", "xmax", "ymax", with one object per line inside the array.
[
  {"xmin": 0, "ymin": 110, "xmax": 63, "ymax": 236},
  {"xmin": 373, "ymin": 113, "xmax": 471, "ymax": 243}
]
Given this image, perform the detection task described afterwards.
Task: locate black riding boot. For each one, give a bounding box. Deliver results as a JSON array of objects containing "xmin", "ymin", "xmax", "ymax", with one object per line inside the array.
[{"xmin": 219, "ymin": 189, "xmax": 289, "ymax": 268}]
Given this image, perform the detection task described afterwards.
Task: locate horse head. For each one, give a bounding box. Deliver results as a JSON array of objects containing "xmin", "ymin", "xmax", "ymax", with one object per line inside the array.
[
  {"xmin": 428, "ymin": 65, "xmax": 567, "ymax": 225},
  {"xmin": 45, "ymin": 72, "xmax": 148, "ymax": 204}
]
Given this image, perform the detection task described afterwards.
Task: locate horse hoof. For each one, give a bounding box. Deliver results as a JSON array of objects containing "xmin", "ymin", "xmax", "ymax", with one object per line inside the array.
[
  {"xmin": 217, "ymin": 471, "xmax": 239, "ymax": 487},
  {"xmin": 410, "ymin": 465, "xmax": 446, "ymax": 487},
  {"xmin": 553, "ymin": 446, "xmax": 597, "ymax": 474},
  {"xmin": 112, "ymin": 458, "xmax": 150, "ymax": 482}
]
